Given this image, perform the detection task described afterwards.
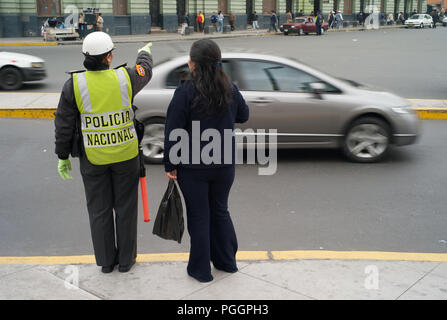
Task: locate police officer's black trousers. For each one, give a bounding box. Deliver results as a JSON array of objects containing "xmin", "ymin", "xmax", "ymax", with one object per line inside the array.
[
  {"xmin": 177, "ymin": 166, "xmax": 238, "ymax": 282},
  {"xmin": 80, "ymin": 155, "xmax": 139, "ymax": 267}
]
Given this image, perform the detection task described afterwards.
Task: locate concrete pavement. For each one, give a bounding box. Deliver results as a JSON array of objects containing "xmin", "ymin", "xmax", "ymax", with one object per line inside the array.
[{"xmin": 1, "ymin": 252, "xmax": 447, "ymax": 300}]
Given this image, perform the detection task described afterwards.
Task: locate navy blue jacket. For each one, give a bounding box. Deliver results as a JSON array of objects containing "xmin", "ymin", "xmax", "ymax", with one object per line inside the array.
[{"xmin": 163, "ymin": 80, "xmax": 249, "ymax": 172}]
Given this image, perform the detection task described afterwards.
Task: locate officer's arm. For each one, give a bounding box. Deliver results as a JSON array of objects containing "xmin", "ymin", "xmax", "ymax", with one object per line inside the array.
[
  {"xmin": 126, "ymin": 51, "xmax": 153, "ymax": 98},
  {"xmin": 54, "ymin": 79, "xmax": 79, "ymax": 159}
]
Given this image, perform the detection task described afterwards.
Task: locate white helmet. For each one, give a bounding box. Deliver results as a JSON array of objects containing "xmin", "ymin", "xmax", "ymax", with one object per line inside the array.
[{"xmin": 82, "ymin": 32, "xmax": 114, "ymax": 56}]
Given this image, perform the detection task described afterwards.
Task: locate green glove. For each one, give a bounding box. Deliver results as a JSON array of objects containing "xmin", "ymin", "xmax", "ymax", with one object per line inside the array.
[
  {"xmin": 138, "ymin": 42, "xmax": 152, "ymax": 54},
  {"xmin": 58, "ymin": 159, "xmax": 72, "ymax": 180}
]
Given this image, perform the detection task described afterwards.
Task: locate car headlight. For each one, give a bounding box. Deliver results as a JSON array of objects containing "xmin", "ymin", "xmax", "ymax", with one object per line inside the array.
[
  {"xmin": 31, "ymin": 62, "xmax": 44, "ymax": 68},
  {"xmin": 392, "ymin": 107, "xmax": 410, "ymax": 114},
  {"xmin": 280, "ymin": 25, "xmax": 283, "ymax": 28},
  {"xmin": 291, "ymin": 26, "xmax": 295, "ymax": 28}
]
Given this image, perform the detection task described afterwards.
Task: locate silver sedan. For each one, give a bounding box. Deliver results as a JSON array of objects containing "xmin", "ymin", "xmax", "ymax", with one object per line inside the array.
[{"xmin": 134, "ymin": 53, "xmax": 420, "ymax": 164}]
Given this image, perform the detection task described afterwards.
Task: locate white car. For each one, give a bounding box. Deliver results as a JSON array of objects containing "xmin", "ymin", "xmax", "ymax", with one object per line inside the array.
[
  {"xmin": 443, "ymin": 16, "xmax": 447, "ymax": 26},
  {"xmin": 404, "ymin": 14, "xmax": 433, "ymax": 28},
  {"xmin": 0, "ymin": 51, "xmax": 46, "ymax": 90}
]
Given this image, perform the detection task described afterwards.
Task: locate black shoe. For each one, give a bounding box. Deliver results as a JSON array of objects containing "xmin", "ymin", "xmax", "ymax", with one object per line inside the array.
[
  {"xmin": 101, "ymin": 256, "xmax": 119, "ymax": 273},
  {"xmin": 187, "ymin": 270, "xmax": 214, "ymax": 283},
  {"xmin": 101, "ymin": 264, "xmax": 117, "ymax": 273},
  {"xmin": 118, "ymin": 260, "xmax": 136, "ymax": 273},
  {"xmin": 213, "ymin": 264, "xmax": 238, "ymax": 274}
]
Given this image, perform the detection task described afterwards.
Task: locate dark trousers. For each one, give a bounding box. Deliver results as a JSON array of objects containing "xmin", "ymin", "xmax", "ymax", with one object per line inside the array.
[
  {"xmin": 177, "ymin": 166, "xmax": 238, "ymax": 282},
  {"xmin": 316, "ymin": 23, "xmax": 322, "ymax": 35},
  {"xmin": 80, "ymin": 155, "xmax": 139, "ymax": 267}
]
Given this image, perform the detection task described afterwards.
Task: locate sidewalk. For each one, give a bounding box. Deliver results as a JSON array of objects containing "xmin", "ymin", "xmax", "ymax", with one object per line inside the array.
[
  {"xmin": 0, "ymin": 92, "xmax": 446, "ymax": 119},
  {"xmin": 1, "ymin": 252, "xmax": 447, "ymax": 299},
  {"xmin": 0, "ymin": 24, "xmax": 406, "ymax": 46}
]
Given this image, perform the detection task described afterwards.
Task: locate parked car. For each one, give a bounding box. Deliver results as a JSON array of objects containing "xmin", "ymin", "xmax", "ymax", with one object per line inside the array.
[
  {"xmin": 442, "ymin": 16, "xmax": 447, "ymax": 26},
  {"xmin": 134, "ymin": 53, "xmax": 420, "ymax": 164},
  {"xmin": 404, "ymin": 14, "xmax": 433, "ymax": 28},
  {"xmin": 0, "ymin": 52, "xmax": 46, "ymax": 90},
  {"xmin": 280, "ymin": 16, "xmax": 329, "ymax": 35}
]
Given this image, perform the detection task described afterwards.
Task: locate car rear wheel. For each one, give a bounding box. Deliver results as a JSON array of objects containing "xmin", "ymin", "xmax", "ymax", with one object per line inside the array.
[
  {"xmin": 0, "ymin": 67, "xmax": 23, "ymax": 90},
  {"xmin": 141, "ymin": 117, "xmax": 165, "ymax": 164},
  {"xmin": 343, "ymin": 117, "xmax": 391, "ymax": 163}
]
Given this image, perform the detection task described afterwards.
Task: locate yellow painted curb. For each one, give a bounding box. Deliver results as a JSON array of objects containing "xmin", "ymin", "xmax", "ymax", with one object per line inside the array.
[
  {"xmin": 0, "ymin": 108, "xmax": 56, "ymax": 119},
  {"xmin": 1, "ymin": 250, "xmax": 447, "ymax": 265},
  {"xmin": 414, "ymin": 108, "xmax": 447, "ymax": 120},
  {"xmin": 0, "ymin": 42, "xmax": 58, "ymax": 46},
  {"xmin": 271, "ymin": 250, "xmax": 447, "ymax": 262}
]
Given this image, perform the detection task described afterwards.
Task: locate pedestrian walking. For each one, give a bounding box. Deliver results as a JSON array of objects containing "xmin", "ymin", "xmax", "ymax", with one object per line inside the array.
[
  {"xmin": 386, "ymin": 12, "xmax": 394, "ymax": 25},
  {"xmin": 196, "ymin": 11, "xmax": 204, "ymax": 32},
  {"xmin": 357, "ymin": 11, "xmax": 364, "ymax": 26},
  {"xmin": 270, "ymin": 10, "xmax": 278, "ymax": 32},
  {"xmin": 315, "ymin": 11, "xmax": 324, "ymax": 35},
  {"xmin": 210, "ymin": 12, "xmax": 218, "ymax": 32},
  {"xmin": 163, "ymin": 39, "xmax": 249, "ymax": 283},
  {"xmin": 431, "ymin": 10, "xmax": 439, "ymax": 28},
  {"xmin": 229, "ymin": 11, "xmax": 235, "ymax": 31},
  {"xmin": 328, "ymin": 11, "xmax": 335, "ymax": 28},
  {"xmin": 54, "ymin": 32, "xmax": 153, "ymax": 274},
  {"xmin": 180, "ymin": 12, "xmax": 190, "ymax": 35},
  {"xmin": 286, "ymin": 10, "xmax": 293, "ymax": 23},
  {"xmin": 95, "ymin": 13, "xmax": 104, "ymax": 32},
  {"xmin": 335, "ymin": 10, "xmax": 343, "ymax": 29},
  {"xmin": 218, "ymin": 11, "xmax": 224, "ymax": 32},
  {"xmin": 252, "ymin": 11, "xmax": 260, "ymax": 32}
]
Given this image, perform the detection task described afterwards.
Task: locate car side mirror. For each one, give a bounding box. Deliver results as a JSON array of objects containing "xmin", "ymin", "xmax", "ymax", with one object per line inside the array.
[{"xmin": 309, "ymin": 82, "xmax": 326, "ymax": 99}]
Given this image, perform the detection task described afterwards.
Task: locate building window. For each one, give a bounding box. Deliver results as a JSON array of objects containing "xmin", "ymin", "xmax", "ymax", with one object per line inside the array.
[
  {"xmin": 219, "ymin": 0, "xmax": 228, "ymax": 14},
  {"xmin": 113, "ymin": 0, "xmax": 128, "ymax": 16},
  {"xmin": 263, "ymin": 0, "xmax": 276, "ymax": 14},
  {"xmin": 36, "ymin": 0, "xmax": 61, "ymax": 17}
]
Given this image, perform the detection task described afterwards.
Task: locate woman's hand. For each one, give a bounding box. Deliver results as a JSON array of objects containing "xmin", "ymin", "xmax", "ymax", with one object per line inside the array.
[{"xmin": 166, "ymin": 169, "xmax": 177, "ymax": 180}]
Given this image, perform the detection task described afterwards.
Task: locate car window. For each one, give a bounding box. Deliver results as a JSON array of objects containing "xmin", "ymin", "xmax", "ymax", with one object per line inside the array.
[
  {"xmin": 237, "ymin": 60, "xmax": 339, "ymax": 93},
  {"xmin": 165, "ymin": 60, "xmax": 234, "ymax": 88},
  {"xmin": 295, "ymin": 18, "xmax": 306, "ymax": 23}
]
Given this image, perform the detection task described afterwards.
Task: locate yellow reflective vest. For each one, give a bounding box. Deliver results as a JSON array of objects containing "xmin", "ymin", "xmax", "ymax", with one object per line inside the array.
[{"xmin": 72, "ymin": 67, "xmax": 138, "ymax": 165}]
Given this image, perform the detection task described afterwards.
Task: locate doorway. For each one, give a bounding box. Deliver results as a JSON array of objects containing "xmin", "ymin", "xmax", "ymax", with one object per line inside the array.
[{"xmin": 150, "ymin": 0, "xmax": 160, "ymax": 26}]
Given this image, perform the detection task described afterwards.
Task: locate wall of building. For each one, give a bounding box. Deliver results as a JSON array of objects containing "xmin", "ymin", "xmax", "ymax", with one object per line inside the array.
[{"xmin": 0, "ymin": 0, "xmax": 428, "ymax": 37}]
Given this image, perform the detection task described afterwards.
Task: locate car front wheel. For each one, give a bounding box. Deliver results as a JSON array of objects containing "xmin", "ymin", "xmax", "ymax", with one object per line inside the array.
[
  {"xmin": 0, "ymin": 67, "xmax": 23, "ymax": 90},
  {"xmin": 141, "ymin": 117, "xmax": 165, "ymax": 164},
  {"xmin": 343, "ymin": 117, "xmax": 391, "ymax": 163}
]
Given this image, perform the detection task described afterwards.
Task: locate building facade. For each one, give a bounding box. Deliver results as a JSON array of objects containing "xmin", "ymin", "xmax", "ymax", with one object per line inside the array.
[{"xmin": 0, "ymin": 0, "xmax": 428, "ymax": 38}]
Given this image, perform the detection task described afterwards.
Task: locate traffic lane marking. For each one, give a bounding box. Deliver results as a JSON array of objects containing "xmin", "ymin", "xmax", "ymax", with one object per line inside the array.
[{"xmin": 1, "ymin": 250, "xmax": 447, "ymax": 265}]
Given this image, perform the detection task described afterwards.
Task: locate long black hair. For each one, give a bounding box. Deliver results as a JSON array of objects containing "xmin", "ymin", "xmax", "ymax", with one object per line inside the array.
[{"xmin": 189, "ymin": 39, "xmax": 232, "ymax": 118}]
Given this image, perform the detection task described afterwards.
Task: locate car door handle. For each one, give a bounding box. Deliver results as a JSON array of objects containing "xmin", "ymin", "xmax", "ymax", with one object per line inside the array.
[{"xmin": 249, "ymin": 98, "xmax": 275, "ymax": 104}]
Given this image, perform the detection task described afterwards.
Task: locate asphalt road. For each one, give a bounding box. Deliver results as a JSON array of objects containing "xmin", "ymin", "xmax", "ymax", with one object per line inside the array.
[
  {"xmin": 5, "ymin": 27, "xmax": 447, "ymax": 99},
  {"xmin": 0, "ymin": 118, "xmax": 446, "ymax": 256}
]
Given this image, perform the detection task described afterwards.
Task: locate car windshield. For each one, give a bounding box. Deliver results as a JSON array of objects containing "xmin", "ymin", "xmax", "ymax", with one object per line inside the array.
[
  {"xmin": 410, "ymin": 14, "xmax": 421, "ymax": 19},
  {"xmin": 295, "ymin": 18, "xmax": 306, "ymax": 23}
]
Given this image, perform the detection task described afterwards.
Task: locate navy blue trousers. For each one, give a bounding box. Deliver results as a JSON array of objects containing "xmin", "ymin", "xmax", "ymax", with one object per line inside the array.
[{"xmin": 177, "ymin": 166, "xmax": 238, "ymax": 282}]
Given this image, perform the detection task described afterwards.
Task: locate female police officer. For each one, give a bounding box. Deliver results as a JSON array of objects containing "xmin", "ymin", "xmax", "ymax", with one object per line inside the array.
[
  {"xmin": 54, "ymin": 32, "xmax": 153, "ymax": 273},
  {"xmin": 164, "ymin": 39, "xmax": 249, "ymax": 282}
]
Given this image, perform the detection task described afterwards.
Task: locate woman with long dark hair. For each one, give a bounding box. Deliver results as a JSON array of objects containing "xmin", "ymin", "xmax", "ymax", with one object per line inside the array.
[{"xmin": 164, "ymin": 39, "xmax": 249, "ymax": 282}]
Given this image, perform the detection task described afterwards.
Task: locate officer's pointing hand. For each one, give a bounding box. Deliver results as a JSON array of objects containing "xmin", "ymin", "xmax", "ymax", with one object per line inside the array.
[{"xmin": 138, "ymin": 42, "xmax": 152, "ymax": 54}]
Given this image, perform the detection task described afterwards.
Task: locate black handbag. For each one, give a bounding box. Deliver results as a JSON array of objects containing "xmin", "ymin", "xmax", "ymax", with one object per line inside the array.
[{"xmin": 152, "ymin": 180, "xmax": 185, "ymax": 244}]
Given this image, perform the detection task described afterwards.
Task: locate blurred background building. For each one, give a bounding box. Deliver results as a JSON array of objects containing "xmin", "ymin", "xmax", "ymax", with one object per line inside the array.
[{"xmin": 0, "ymin": 0, "xmax": 429, "ymax": 38}]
